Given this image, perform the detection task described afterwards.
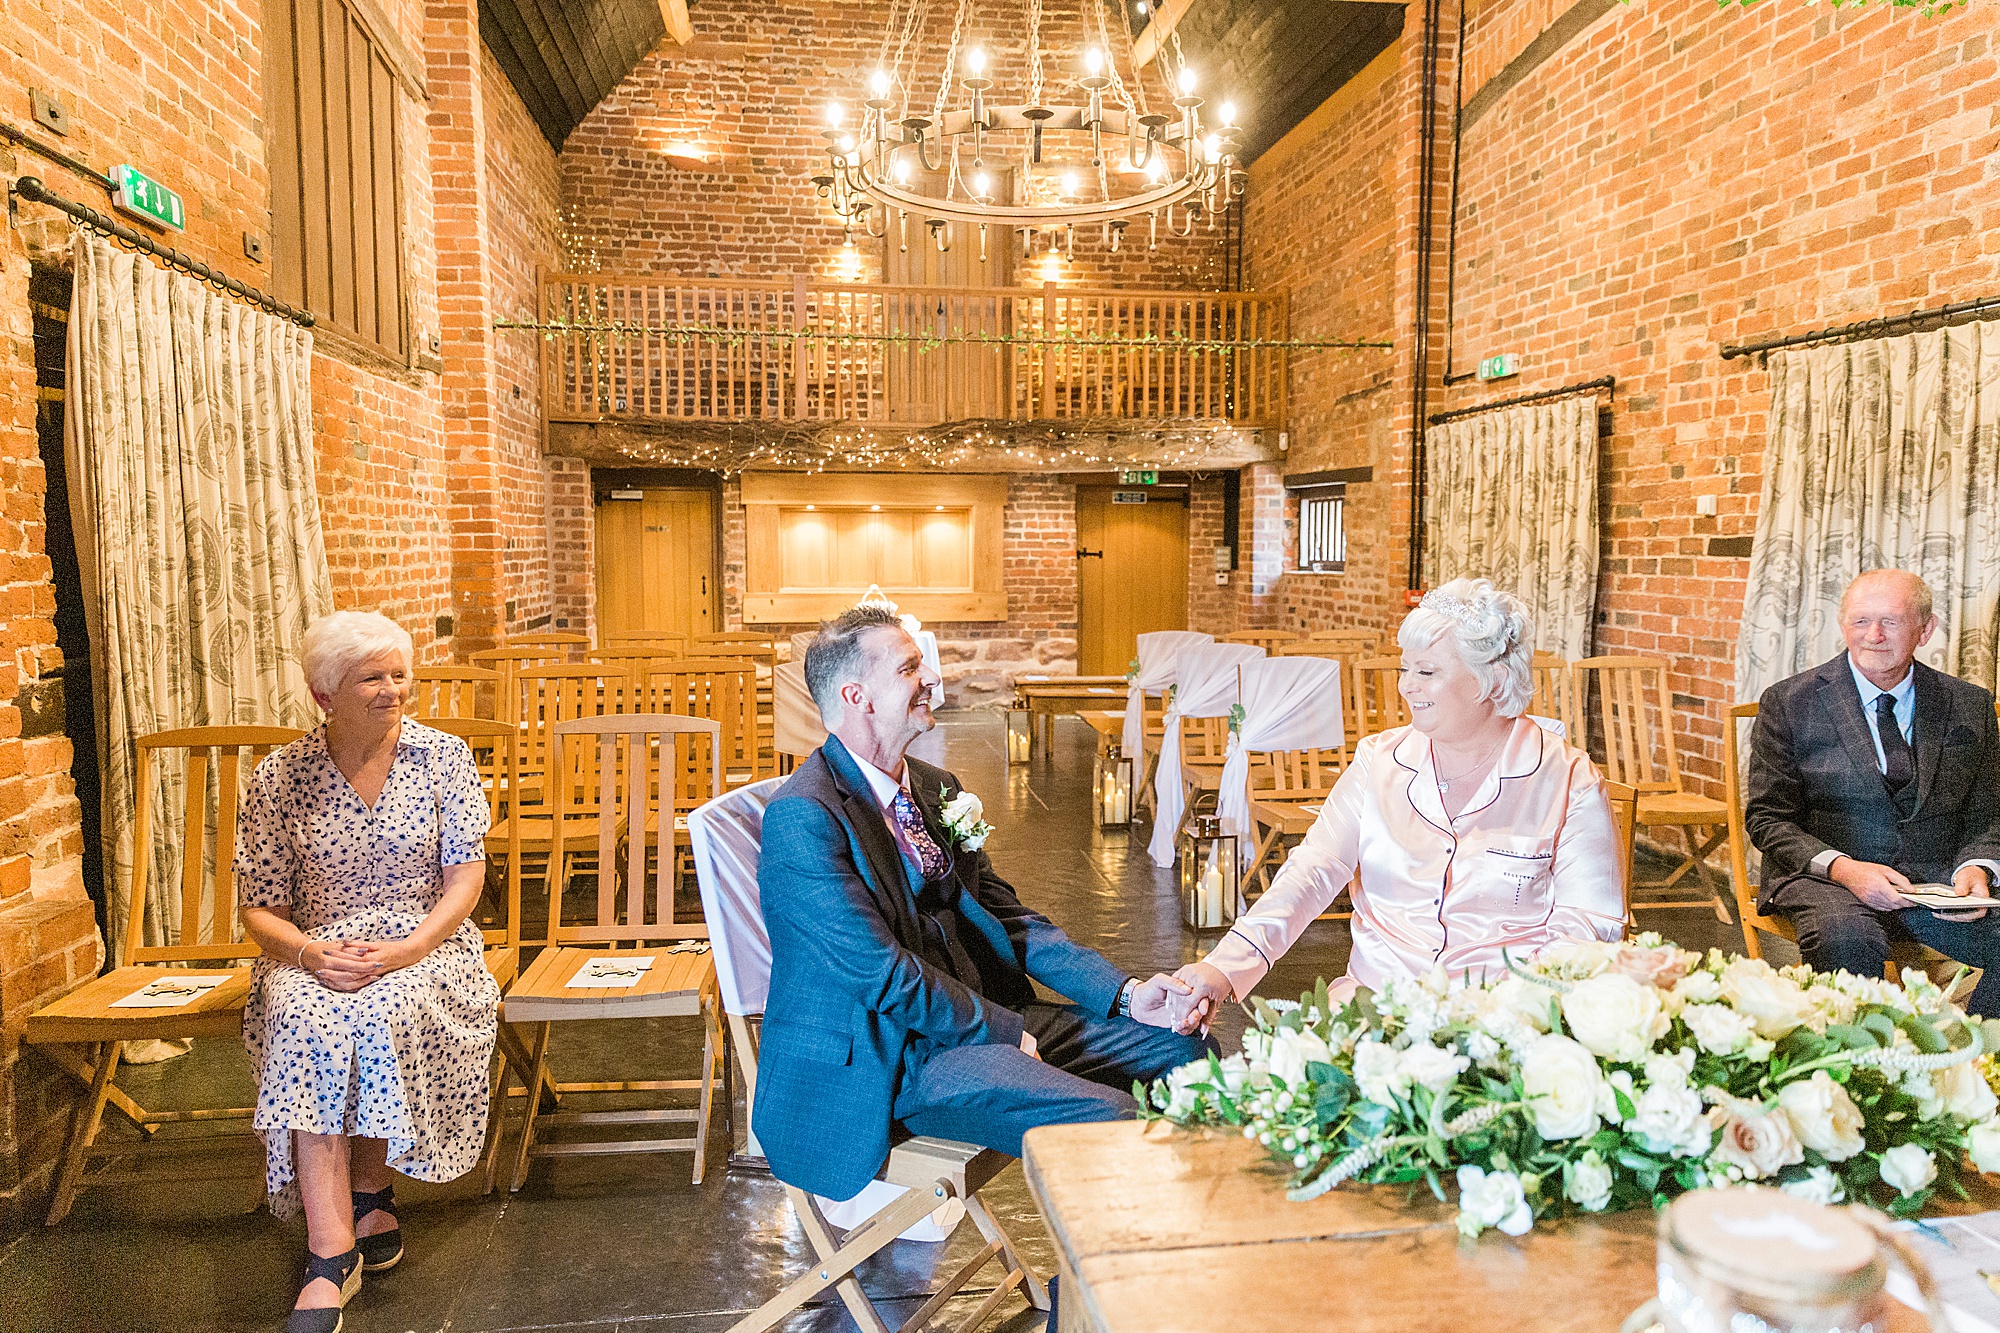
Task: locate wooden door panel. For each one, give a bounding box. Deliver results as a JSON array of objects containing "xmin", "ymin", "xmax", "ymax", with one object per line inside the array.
[
  {"xmin": 1076, "ymin": 489, "xmax": 1188, "ymax": 675},
  {"xmin": 595, "ymin": 487, "xmax": 717, "ymax": 641}
]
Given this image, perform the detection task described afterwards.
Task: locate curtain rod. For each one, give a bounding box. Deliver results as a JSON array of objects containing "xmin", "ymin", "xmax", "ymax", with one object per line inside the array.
[
  {"xmin": 1719, "ymin": 294, "xmax": 2000, "ymax": 361},
  {"xmin": 1426, "ymin": 375, "xmax": 1614, "ymax": 427},
  {"xmin": 10, "ymin": 176, "xmax": 315, "ymax": 329}
]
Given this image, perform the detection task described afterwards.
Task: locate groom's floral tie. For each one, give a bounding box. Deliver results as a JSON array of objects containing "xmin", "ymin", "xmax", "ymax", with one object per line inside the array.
[{"xmin": 891, "ymin": 790, "xmax": 950, "ymax": 881}]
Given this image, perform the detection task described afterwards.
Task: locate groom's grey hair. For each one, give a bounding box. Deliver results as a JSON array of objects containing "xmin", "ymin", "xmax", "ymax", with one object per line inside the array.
[{"xmin": 804, "ymin": 604, "xmax": 905, "ymax": 718}]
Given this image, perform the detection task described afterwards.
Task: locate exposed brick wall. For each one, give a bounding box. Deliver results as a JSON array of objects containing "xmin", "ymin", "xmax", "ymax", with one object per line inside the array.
[
  {"xmin": 1247, "ymin": 0, "xmax": 2000, "ymax": 802},
  {"xmin": 557, "ymin": 0, "xmax": 1224, "ymax": 290},
  {"xmin": 1186, "ymin": 478, "xmax": 1231, "ymax": 634},
  {"xmin": 546, "ymin": 457, "xmax": 596, "ymax": 633},
  {"xmin": 0, "ymin": 0, "xmax": 557, "ymax": 1228}
]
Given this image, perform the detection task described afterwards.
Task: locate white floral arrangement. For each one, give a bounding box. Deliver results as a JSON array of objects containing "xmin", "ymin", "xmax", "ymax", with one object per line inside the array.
[
  {"xmin": 1140, "ymin": 934, "xmax": 2000, "ymax": 1237},
  {"xmin": 939, "ymin": 786, "xmax": 993, "ymax": 852}
]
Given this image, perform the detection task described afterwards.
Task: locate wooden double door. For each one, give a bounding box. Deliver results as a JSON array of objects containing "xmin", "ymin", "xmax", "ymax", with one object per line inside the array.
[
  {"xmin": 1076, "ymin": 487, "xmax": 1189, "ymax": 675},
  {"xmin": 594, "ymin": 486, "xmax": 719, "ymax": 642}
]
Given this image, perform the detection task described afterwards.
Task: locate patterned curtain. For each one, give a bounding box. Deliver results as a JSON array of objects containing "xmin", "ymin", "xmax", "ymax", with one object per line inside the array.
[
  {"xmin": 1423, "ymin": 395, "xmax": 1601, "ymax": 658},
  {"xmin": 66, "ymin": 231, "xmax": 334, "ymax": 948},
  {"xmin": 1735, "ymin": 321, "xmax": 2000, "ymax": 703}
]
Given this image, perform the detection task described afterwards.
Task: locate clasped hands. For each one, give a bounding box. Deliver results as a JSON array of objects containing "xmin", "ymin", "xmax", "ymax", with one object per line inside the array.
[
  {"xmin": 1129, "ymin": 961, "xmax": 1234, "ymax": 1036},
  {"xmin": 1831, "ymin": 858, "xmax": 1992, "ymax": 920},
  {"xmin": 299, "ymin": 938, "xmax": 423, "ymax": 991}
]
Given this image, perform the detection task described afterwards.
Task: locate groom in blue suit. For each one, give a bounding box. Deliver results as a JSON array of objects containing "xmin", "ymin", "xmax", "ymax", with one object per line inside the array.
[{"xmin": 754, "ymin": 605, "xmax": 1206, "ymax": 1202}]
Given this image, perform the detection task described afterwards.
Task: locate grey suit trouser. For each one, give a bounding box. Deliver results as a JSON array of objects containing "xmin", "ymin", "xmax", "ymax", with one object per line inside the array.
[
  {"xmin": 1772, "ymin": 877, "xmax": 2000, "ymax": 1017},
  {"xmin": 891, "ymin": 1003, "xmax": 1214, "ymax": 1158}
]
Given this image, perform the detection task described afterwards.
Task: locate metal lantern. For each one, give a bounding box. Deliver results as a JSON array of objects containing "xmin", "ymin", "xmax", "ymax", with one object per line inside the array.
[
  {"xmin": 1179, "ymin": 815, "xmax": 1239, "ymax": 930},
  {"xmin": 1094, "ymin": 745, "xmax": 1134, "ymax": 829},
  {"xmin": 1005, "ymin": 706, "xmax": 1033, "ymax": 764}
]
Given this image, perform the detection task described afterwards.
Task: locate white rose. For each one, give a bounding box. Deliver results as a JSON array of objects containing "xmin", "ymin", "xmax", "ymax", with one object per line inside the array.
[
  {"xmin": 1629, "ymin": 1080, "xmax": 1714, "ymax": 1159},
  {"xmin": 1455, "ymin": 1165, "xmax": 1534, "ymax": 1238},
  {"xmin": 1643, "ymin": 1048, "xmax": 1696, "ymax": 1089},
  {"xmin": 1561, "ymin": 974, "xmax": 1669, "ymax": 1063},
  {"xmin": 1267, "ymin": 1026, "xmax": 1333, "ymax": 1091},
  {"xmin": 1710, "ymin": 1105, "xmax": 1805, "ymax": 1181},
  {"xmin": 1351, "ymin": 1039, "xmax": 1408, "ymax": 1106},
  {"xmin": 1781, "ymin": 1166, "xmax": 1846, "ymax": 1206},
  {"xmin": 941, "ymin": 790, "xmax": 983, "ymax": 826},
  {"xmin": 1880, "ymin": 1143, "xmax": 1938, "ymax": 1198},
  {"xmin": 1935, "ymin": 1061, "xmax": 2000, "ymax": 1123},
  {"xmin": 1681, "ymin": 1002, "xmax": 1757, "ymax": 1056},
  {"xmin": 1968, "ymin": 1118, "xmax": 2000, "ymax": 1175},
  {"xmin": 1401, "ymin": 1043, "xmax": 1471, "ymax": 1096},
  {"xmin": 1157, "ymin": 1060, "xmax": 1208, "ymax": 1118},
  {"xmin": 1467, "ymin": 1029, "xmax": 1502, "ymax": 1065},
  {"xmin": 1674, "ymin": 970, "xmax": 1724, "ymax": 1005},
  {"xmin": 1491, "ymin": 976, "xmax": 1557, "ymax": 1035},
  {"xmin": 1775, "ymin": 1072, "xmax": 1866, "ymax": 1162},
  {"xmin": 1564, "ymin": 1150, "xmax": 1615, "ymax": 1212},
  {"xmin": 1520, "ymin": 1035, "xmax": 1607, "ymax": 1142},
  {"xmin": 1719, "ymin": 958, "xmax": 1816, "ymax": 1040}
]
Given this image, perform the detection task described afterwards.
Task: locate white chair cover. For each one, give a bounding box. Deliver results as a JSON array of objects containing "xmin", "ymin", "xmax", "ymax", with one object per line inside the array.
[
  {"xmin": 1147, "ymin": 643, "xmax": 1266, "ymax": 867},
  {"xmin": 1216, "ymin": 657, "xmax": 1346, "ymax": 869},
  {"xmin": 1119, "ymin": 630, "xmax": 1214, "ymax": 768},
  {"xmin": 687, "ymin": 778, "xmax": 963, "ymax": 1241},
  {"xmin": 774, "ymin": 662, "xmax": 826, "ymax": 760}
]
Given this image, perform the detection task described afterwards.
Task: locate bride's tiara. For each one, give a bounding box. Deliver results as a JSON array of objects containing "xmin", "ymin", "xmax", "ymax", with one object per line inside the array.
[{"xmin": 1418, "ymin": 588, "xmax": 1512, "ymax": 644}]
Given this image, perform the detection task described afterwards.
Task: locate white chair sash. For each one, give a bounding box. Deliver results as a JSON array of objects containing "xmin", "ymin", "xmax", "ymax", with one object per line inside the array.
[
  {"xmin": 1119, "ymin": 630, "xmax": 1214, "ymax": 769},
  {"xmin": 1147, "ymin": 643, "xmax": 1266, "ymax": 867},
  {"xmin": 688, "ymin": 778, "xmax": 962, "ymax": 1240},
  {"xmin": 1216, "ymin": 657, "xmax": 1346, "ymax": 868}
]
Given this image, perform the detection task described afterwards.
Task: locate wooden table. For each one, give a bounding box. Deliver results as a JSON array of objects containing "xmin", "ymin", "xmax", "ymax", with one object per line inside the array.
[
  {"xmin": 1021, "ymin": 1120, "xmax": 1936, "ymax": 1333},
  {"xmin": 1014, "ymin": 677, "xmax": 1132, "ymax": 752}
]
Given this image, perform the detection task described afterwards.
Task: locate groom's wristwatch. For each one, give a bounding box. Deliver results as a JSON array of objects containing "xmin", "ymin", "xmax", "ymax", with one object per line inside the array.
[{"xmin": 1115, "ymin": 977, "xmax": 1138, "ymax": 1018}]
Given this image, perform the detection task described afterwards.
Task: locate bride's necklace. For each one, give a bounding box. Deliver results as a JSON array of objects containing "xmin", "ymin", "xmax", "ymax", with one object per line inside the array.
[{"xmin": 1434, "ymin": 733, "xmax": 1507, "ymax": 793}]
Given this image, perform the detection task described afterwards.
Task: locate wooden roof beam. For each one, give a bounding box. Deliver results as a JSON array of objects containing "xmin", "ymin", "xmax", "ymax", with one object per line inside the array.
[
  {"xmin": 659, "ymin": 0, "xmax": 693, "ymax": 44},
  {"xmin": 1132, "ymin": 0, "xmax": 1199, "ymax": 69}
]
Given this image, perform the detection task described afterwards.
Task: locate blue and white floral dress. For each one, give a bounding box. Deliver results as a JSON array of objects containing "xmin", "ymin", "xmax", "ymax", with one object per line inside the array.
[{"xmin": 234, "ymin": 720, "xmax": 500, "ymax": 1215}]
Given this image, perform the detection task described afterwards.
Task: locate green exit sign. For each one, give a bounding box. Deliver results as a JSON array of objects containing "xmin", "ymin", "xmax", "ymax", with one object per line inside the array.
[
  {"xmin": 1477, "ymin": 353, "xmax": 1519, "ymax": 382},
  {"xmin": 1118, "ymin": 470, "xmax": 1158, "ymax": 485},
  {"xmin": 112, "ymin": 164, "xmax": 185, "ymax": 232}
]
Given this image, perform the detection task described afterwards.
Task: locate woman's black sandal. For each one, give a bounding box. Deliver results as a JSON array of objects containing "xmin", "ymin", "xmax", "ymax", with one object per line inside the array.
[
  {"xmin": 352, "ymin": 1184, "xmax": 403, "ymax": 1272},
  {"xmin": 284, "ymin": 1246, "xmax": 361, "ymax": 1333}
]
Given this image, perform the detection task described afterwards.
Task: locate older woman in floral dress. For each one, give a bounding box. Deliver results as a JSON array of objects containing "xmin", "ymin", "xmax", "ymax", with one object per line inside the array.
[{"xmin": 236, "ymin": 611, "xmax": 499, "ymax": 1333}]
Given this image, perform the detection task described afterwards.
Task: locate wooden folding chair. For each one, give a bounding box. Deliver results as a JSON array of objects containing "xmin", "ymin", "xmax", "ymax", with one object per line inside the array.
[
  {"xmin": 468, "ymin": 645, "xmax": 566, "ymax": 721},
  {"xmin": 25, "ymin": 725, "xmax": 304, "ymax": 1225},
  {"xmin": 409, "ymin": 715, "xmax": 547, "ymax": 1192},
  {"xmin": 1604, "ymin": 779, "xmax": 1638, "ymax": 923},
  {"xmin": 641, "ymin": 657, "xmax": 771, "ymax": 790},
  {"xmin": 1222, "ymin": 630, "xmax": 1298, "ymax": 651},
  {"xmin": 502, "ymin": 715, "xmax": 724, "ymax": 1189},
  {"xmin": 1309, "ymin": 628, "xmax": 1380, "ymax": 654},
  {"xmin": 1530, "ymin": 654, "xmax": 1582, "ymax": 741},
  {"xmin": 411, "ymin": 664, "xmax": 499, "ymax": 720},
  {"xmin": 604, "ymin": 630, "xmax": 689, "ymax": 656},
  {"xmin": 687, "ymin": 780, "xmax": 1045, "ymax": 1333},
  {"xmin": 1574, "ymin": 656, "xmax": 1731, "ymax": 921},
  {"xmin": 1351, "ymin": 655, "xmax": 1409, "ymax": 737},
  {"xmin": 506, "ymin": 632, "xmax": 592, "ymax": 651},
  {"xmin": 1275, "ymin": 644, "xmax": 1367, "ymax": 754},
  {"xmin": 694, "ymin": 635, "xmax": 778, "ymax": 762},
  {"xmin": 1723, "ymin": 702, "xmax": 1795, "ymax": 959},
  {"xmin": 1243, "ymin": 748, "xmax": 1344, "ymax": 895}
]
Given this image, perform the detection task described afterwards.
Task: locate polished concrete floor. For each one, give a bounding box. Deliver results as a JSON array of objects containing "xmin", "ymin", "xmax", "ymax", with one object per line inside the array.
[{"xmin": 0, "ymin": 712, "xmax": 1773, "ymax": 1333}]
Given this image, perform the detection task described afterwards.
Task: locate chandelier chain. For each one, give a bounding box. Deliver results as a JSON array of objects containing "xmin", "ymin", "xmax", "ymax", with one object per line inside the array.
[
  {"xmin": 882, "ymin": 0, "xmax": 931, "ymax": 122},
  {"xmin": 1092, "ymin": 0, "xmax": 1143, "ymax": 118},
  {"xmin": 933, "ymin": 0, "xmax": 972, "ymax": 126},
  {"xmin": 1027, "ymin": 0, "xmax": 1046, "ymax": 108}
]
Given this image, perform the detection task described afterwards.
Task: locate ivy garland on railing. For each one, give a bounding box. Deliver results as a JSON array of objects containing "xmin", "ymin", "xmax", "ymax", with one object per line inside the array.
[{"xmin": 491, "ymin": 319, "xmax": 1394, "ymax": 356}]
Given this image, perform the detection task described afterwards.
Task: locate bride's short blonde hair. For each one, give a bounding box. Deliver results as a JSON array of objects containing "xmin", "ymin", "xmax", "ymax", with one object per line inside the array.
[
  {"xmin": 302, "ymin": 611, "xmax": 413, "ymax": 703},
  {"xmin": 1395, "ymin": 578, "xmax": 1536, "ymax": 716}
]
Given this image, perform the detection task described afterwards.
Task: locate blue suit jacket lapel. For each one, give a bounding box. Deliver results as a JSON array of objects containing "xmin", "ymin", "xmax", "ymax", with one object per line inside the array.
[{"xmin": 821, "ymin": 736, "xmax": 923, "ymax": 940}]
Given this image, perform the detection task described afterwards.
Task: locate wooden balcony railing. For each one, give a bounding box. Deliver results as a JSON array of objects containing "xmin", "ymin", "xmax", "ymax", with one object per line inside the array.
[{"xmin": 538, "ymin": 274, "xmax": 1287, "ymax": 428}]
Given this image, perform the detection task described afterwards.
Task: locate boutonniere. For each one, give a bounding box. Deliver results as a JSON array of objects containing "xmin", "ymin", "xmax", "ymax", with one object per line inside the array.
[{"xmin": 938, "ymin": 785, "xmax": 993, "ymax": 852}]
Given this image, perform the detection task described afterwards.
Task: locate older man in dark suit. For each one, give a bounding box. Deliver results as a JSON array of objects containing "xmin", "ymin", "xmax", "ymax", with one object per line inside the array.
[
  {"xmin": 752, "ymin": 604, "xmax": 1206, "ymax": 1205},
  {"xmin": 1746, "ymin": 569, "xmax": 2000, "ymax": 1013}
]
